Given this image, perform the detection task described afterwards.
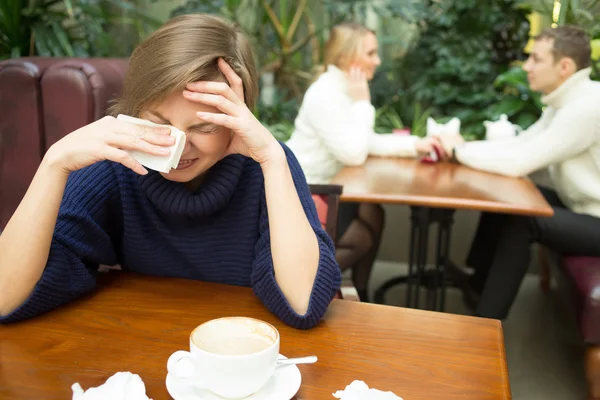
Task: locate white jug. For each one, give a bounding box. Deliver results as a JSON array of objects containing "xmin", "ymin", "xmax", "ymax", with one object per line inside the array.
[{"xmin": 484, "ymin": 114, "xmax": 521, "ymax": 141}]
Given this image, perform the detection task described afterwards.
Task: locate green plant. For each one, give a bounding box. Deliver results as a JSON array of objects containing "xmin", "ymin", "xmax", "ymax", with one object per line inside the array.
[
  {"xmin": 172, "ymin": 0, "xmax": 419, "ymax": 100},
  {"xmin": 523, "ymin": 0, "xmax": 600, "ymax": 31},
  {"xmin": 0, "ymin": 0, "xmax": 161, "ymax": 59},
  {"xmin": 374, "ymin": 104, "xmax": 405, "ymax": 133},
  {"xmin": 374, "ymin": 101, "xmax": 433, "ymax": 137},
  {"xmin": 397, "ymin": 0, "xmax": 531, "ymax": 140},
  {"xmin": 562, "ymin": 0, "xmax": 600, "ymax": 79},
  {"xmin": 172, "ymin": 0, "xmax": 322, "ymax": 99},
  {"xmin": 486, "ymin": 65, "xmax": 543, "ymax": 129},
  {"xmin": 254, "ymin": 86, "xmax": 299, "ymax": 142},
  {"xmin": 410, "ymin": 102, "xmax": 434, "ymax": 138}
]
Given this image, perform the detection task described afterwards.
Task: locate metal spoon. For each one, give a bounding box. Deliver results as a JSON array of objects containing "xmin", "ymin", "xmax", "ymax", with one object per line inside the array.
[{"xmin": 277, "ymin": 355, "xmax": 318, "ymax": 366}]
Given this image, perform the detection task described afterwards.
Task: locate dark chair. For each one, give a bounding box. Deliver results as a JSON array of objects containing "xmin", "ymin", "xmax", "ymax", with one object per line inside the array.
[
  {"xmin": 539, "ymin": 247, "xmax": 600, "ymax": 399},
  {"xmin": 308, "ymin": 184, "xmax": 360, "ymax": 301}
]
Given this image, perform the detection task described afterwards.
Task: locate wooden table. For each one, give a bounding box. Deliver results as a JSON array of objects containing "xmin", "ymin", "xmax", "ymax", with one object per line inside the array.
[
  {"xmin": 0, "ymin": 273, "xmax": 511, "ymax": 400},
  {"xmin": 332, "ymin": 157, "xmax": 553, "ymax": 310},
  {"xmin": 331, "ymin": 157, "xmax": 553, "ymax": 217}
]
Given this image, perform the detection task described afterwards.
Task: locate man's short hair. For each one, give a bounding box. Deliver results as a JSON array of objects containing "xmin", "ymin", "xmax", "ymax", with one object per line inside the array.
[{"xmin": 535, "ymin": 25, "xmax": 592, "ymax": 71}]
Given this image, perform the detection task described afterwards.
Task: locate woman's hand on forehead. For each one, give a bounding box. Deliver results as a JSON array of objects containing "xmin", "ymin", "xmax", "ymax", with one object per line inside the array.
[{"xmin": 182, "ymin": 58, "xmax": 283, "ymax": 167}]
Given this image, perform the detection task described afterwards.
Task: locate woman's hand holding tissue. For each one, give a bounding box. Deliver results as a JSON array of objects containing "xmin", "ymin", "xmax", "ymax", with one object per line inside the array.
[
  {"xmin": 44, "ymin": 116, "xmax": 175, "ymax": 176},
  {"xmin": 183, "ymin": 58, "xmax": 283, "ymax": 168},
  {"xmin": 0, "ymin": 117, "xmax": 175, "ymax": 317}
]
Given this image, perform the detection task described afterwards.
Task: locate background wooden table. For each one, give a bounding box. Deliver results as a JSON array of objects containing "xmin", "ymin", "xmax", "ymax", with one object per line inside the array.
[
  {"xmin": 0, "ymin": 273, "xmax": 511, "ymax": 399},
  {"xmin": 332, "ymin": 157, "xmax": 553, "ymax": 217}
]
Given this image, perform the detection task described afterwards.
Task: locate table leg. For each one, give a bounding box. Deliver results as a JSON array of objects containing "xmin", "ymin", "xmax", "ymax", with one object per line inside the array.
[
  {"xmin": 410, "ymin": 207, "xmax": 430, "ymax": 309},
  {"xmin": 375, "ymin": 207, "xmax": 430, "ymax": 307},
  {"xmin": 374, "ymin": 207, "xmax": 454, "ymax": 312},
  {"xmin": 405, "ymin": 207, "xmax": 419, "ymax": 306},
  {"xmin": 430, "ymin": 209, "xmax": 454, "ymax": 311}
]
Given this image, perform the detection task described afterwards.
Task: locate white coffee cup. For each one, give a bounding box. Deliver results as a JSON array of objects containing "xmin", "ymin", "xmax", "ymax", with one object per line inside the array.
[{"xmin": 167, "ymin": 317, "xmax": 280, "ymax": 399}]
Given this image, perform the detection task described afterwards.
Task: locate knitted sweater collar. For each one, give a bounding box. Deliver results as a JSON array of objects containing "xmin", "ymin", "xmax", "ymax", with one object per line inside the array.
[
  {"xmin": 542, "ymin": 67, "xmax": 592, "ymax": 109},
  {"xmin": 138, "ymin": 154, "xmax": 247, "ymax": 217}
]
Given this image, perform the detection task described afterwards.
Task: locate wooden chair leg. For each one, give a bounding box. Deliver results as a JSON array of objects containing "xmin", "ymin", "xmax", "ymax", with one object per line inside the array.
[
  {"xmin": 586, "ymin": 346, "xmax": 600, "ymax": 400},
  {"xmin": 538, "ymin": 246, "xmax": 551, "ymax": 293}
]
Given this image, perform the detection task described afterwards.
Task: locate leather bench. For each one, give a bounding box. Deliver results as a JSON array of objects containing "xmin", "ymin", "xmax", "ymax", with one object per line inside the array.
[
  {"xmin": 0, "ymin": 57, "xmax": 128, "ymax": 228},
  {"xmin": 541, "ymin": 250, "xmax": 600, "ymax": 400}
]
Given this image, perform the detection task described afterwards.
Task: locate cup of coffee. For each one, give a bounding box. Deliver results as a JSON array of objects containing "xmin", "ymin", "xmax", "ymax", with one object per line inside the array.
[{"xmin": 167, "ymin": 317, "xmax": 280, "ymax": 399}]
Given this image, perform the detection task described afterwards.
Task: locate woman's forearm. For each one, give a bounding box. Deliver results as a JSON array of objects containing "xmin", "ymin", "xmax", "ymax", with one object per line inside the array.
[
  {"xmin": 261, "ymin": 150, "xmax": 320, "ymax": 316},
  {"xmin": 368, "ymin": 133, "xmax": 419, "ymax": 158},
  {"xmin": 0, "ymin": 156, "xmax": 69, "ymax": 316}
]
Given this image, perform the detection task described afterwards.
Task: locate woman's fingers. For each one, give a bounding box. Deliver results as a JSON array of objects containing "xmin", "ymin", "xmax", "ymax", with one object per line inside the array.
[
  {"xmin": 217, "ymin": 58, "xmax": 245, "ymax": 102},
  {"xmin": 432, "ymin": 141, "xmax": 447, "ymax": 159},
  {"xmin": 182, "ymin": 91, "xmax": 238, "ymax": 116},
  {"xmin": 184, "ymin": 58, "xmax": 245, "ymax": 108},
  {"xmin": 115, "ymin": 120, "xmax": 174, "ymax": 144},
  {"xmin": 107, "ymin": 133, "xmax": 171, "ymax": 156},
  {"xmin": 186, "ymin": 80, "xmax": 242, "ymax": 106},
  {"xmin": 103, "ymin": 146, "xmax": 148, "ymax": 175},
  {"xmin": 108, "ymin": 120, "xmax": 175, "ymax": 155},
  {"xmin": 196, "ymin": 111, "xmax": 239, "ymax": 131},
  {"xmin": 116, "ymin": 119, "xmax": 170, "ymax": 136},
  {"xmin": 106, "ymin": 131, "xmax": 172, "ymax": 156},
  {"xmin": 438, "ymin": 134, "xmax": 457, "ymax": 156}
]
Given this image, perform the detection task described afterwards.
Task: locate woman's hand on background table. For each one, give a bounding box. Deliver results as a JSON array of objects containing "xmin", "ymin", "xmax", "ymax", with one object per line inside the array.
[
  {"xmin": 415, "ymin": 136, "xmax": 447, "ymax": 158},
  {"xmin": 437, "ymin": 133, "xmax": 465, "ymax": 159},
  {"xmin": 183, "ymin": 58, "xmax": 283, "ymax": 167}
]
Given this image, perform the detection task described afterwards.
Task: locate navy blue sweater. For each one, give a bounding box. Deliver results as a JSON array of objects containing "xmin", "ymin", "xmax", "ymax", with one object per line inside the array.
[{"xmin": 0, "ymin": 145, "xmax": 341, "ymax": 329}]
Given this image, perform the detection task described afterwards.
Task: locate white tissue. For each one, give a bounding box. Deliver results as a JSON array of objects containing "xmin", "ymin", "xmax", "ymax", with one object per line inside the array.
[
  {"xmin": 116, "ymin": 114, "xmax": 186, "ymax": 173},
  {"xmin": 72, "ymin": 371, "xmax": 151, "ymax": 400},
  {"xmin": 333, "ymin": 380, "xmax": 403, "ymax": 400}
]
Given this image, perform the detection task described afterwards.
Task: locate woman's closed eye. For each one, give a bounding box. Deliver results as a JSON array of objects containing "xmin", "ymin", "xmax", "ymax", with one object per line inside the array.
[{"xmin": 188, "ymin": 124, "xmax": 220, "ymax": 134}]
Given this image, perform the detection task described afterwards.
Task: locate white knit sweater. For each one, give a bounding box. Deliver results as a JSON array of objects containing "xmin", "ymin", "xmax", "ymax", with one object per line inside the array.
[
  {"xmin": 456, "ymin": 68, "xmax": 600, "ymax": 218},
  {"xmin": 286, "ymin": 65, "xmax": 419, "ymax": 184}
]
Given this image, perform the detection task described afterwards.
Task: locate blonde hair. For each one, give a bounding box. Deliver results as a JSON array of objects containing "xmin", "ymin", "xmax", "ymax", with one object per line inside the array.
[
  {"xmin": 323, "ymin": 22, "xmax": 374, "ymax": 71},
  {"xmin": 110, "ymin": 14, "xmax": 258, "ymax": 116}
]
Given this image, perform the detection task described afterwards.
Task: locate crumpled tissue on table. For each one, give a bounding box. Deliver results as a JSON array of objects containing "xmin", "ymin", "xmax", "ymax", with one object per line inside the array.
[
  {"xmin": 72, "ymin": 371, "xmax": 151, "ymax": 400},
  {"xmin": 333, "ymin": 380, "xmax": 403, "ymax": 400}
]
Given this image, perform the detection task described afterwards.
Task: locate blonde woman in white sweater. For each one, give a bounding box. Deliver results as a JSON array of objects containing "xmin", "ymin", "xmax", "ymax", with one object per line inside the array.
[
  {"xmin": 439, "ymin": 26, "xmax": 600, "ymax": 319},
  {"xmin": 287, "ymin": 23, "xmax": 442, "ymax": 301}
]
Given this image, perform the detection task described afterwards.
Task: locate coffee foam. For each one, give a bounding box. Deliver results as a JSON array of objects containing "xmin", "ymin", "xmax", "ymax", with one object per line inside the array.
[{"xmin": 191, "ymin": 317, "xmax": 278, "ymax": 356}]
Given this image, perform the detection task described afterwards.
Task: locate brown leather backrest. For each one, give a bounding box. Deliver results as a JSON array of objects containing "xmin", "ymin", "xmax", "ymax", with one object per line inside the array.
[
  {"xmin": 0, "ymin": 59, "xmax": 54, "ymax": 227},
  {"xmin": 41, "ymin": 59, "xmax": 128, "ymax": 150},
  {"xmin": 0, "ymin": 57, "xmax": 129, "ymax": 229}
]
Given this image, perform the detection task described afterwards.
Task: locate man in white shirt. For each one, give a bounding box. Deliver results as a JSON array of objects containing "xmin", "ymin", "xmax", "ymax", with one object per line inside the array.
[{"xmin": 441, "ymin": 26, "xmax": 600, "ymax": 319}]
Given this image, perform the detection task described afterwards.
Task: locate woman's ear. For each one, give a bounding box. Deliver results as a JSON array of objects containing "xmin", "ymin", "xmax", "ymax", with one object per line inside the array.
[{"xmin": 337, "ymin": 56, "xmax": 352, "ymax": 71}]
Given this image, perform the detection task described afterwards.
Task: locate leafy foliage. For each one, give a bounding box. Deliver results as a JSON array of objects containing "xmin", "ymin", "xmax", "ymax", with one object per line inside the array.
[
  {"xmin": 0, "ymin": 0, "xmax": 161, "ymax": 59},
  {"xmin": 171, "ymin": 0, "xmax": 421, "ymax": 141},
  {"xmin": 254, "ymin": 87, "xmax": 299, "ymax": 142},
  {"xmin": 391, "ymin": 0, "xmax": 531, "ymax": 139},
  {"xmin": 488, "ymin": 65, "xmax": 542, "ymax": 130}
]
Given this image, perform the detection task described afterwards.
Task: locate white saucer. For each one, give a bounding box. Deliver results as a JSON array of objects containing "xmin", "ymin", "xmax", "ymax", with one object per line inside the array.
[{"xmin": 165, "ymin": 354, "xmax": 302, "ymax": 400}]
